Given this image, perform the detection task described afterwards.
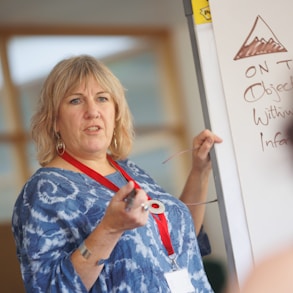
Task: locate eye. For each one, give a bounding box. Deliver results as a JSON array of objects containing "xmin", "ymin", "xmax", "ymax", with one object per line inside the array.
[
  {"xmin": 97, "ymin": 95, "xmax": 110, "ymax": 103},
  {"xmin": 98, "ymin": 97, "xmax": 108, "ymax": 102},
  {"xmin": 69, "ymin": 97, "xmax": 82, "ymax": 105},
  {"xmin": 69, "ymin": 98, "xmax": 80, "ymax": 105}
]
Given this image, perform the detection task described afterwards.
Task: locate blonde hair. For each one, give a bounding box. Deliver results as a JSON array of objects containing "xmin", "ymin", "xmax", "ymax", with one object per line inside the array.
[{"xmin": 31, "ymin": 55, "xmax": 134, "ymax": 166}]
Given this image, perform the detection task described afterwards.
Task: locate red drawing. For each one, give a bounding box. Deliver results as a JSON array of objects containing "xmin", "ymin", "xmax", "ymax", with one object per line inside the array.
[{"xmin": 234, "ymin": 15, "xmax": 287, "ymax": 60}]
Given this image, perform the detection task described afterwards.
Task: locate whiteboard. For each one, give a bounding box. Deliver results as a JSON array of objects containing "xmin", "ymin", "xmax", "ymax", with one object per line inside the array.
[{"xmin": 184, "ymin": 0, "xmax": 293, "ymax": 287}]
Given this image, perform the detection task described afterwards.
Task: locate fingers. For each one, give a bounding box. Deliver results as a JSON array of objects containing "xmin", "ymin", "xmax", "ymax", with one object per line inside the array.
[
  {"xmin": 125, "ymin": 188, "xmax": 148, "ymax": 213},
  {"xmin": 102, "ymin": 183, "xmax": 149, "ymax": 233},
  {"xmin": 115, "ymin": 180, "xmax": 135, "ymax": 202},
  {"xmin": 193, "ymin": 129, "xmax": 222, "ymax": 167},
  {"xmin": 194, "ymin": 129, "xmax": 222, "ymax": 148},
  {"xmin": 193, "ymin": 130, "xmax": 222, "ymax": 157},
  {"xmin": 113, "ymin": 181, "xmax": 148, "ymax": 213}
]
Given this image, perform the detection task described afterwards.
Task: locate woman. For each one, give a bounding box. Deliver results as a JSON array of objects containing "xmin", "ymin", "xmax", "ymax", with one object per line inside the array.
[{"xmin": 12, "ymin": 55, "xmax": 222, "ymax": 292}]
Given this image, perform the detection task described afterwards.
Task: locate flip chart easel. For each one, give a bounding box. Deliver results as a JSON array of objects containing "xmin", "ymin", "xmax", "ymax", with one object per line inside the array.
[
  {"xmin": 183, "ymin": 0, "xmax": 253, "ymax": 286},
  {"xmin": 184, "ymin": 0, "xmax": 293, "ymax": 288}
]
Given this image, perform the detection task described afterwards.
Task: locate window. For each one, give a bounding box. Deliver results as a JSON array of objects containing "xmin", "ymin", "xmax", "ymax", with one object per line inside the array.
[{"xmin": 0, "ymin": 34, "xmax": 189, "ymax": 222}]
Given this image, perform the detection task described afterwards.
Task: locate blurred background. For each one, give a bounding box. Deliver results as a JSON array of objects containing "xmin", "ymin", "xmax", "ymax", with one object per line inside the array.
[{"xmin": 0, "ymin": 0, "xmax": 227, "ymax": 291}]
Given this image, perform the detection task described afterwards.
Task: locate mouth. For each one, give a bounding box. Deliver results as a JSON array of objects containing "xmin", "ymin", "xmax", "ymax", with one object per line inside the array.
[{"xmin": 84, "ymin": 125, "xmax": 101, "ymax": 132}]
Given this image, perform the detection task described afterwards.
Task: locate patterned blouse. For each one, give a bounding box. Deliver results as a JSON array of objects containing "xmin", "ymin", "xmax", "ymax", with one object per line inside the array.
[{"xmin": 12, "ymin": 158, "xmax": 214, "ymax": 293}]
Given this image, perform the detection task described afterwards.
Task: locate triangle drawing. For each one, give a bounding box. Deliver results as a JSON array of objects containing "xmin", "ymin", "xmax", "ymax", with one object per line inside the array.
[{"xmin": 234, "ymin": 15, "xmax": 287, "ymax": 60}]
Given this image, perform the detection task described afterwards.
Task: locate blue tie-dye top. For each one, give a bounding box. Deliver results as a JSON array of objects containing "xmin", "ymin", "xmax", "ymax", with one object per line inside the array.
[{"xmin": 12, "ymin": 158, "xmax": 213, "ymax": 293}]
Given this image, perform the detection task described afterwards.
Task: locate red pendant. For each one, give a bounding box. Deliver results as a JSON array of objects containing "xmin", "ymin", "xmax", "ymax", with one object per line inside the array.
[{"xmin": 148, "ymin": 199, "xmax": 165, "ymax": 214}]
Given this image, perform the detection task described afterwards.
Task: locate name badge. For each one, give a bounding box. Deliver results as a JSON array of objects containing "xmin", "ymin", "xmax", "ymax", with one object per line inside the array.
[{"xmin": 164, "ymin": 268, "xmax": 195, "ymax": 293}]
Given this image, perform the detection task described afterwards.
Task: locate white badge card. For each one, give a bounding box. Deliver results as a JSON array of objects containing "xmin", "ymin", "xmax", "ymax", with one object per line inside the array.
[{"xmin": 164, "ymin": 268, "xmax": 195, "ymax": 293}]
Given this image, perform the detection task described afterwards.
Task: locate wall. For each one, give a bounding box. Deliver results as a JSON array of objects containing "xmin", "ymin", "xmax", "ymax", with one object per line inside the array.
[{"xmin": 0, "ymin": 223, "xmax": 25, "ymax": 292}]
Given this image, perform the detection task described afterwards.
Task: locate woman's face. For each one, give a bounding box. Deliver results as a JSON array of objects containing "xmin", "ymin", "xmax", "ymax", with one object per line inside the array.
[{"xmin": 56, "ymin": 76, "xmax": 116, "ymax": 159}]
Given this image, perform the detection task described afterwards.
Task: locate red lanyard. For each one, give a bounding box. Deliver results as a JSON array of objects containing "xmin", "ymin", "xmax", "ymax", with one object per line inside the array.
[{"xmin": 61, "ymin": 151, "xmax": 175, "ymax": 256}]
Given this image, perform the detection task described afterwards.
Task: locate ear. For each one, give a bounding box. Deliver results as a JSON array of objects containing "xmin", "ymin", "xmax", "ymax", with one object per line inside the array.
[{"xmin": 54, "ymin": 118, "xmax": 60, "ymax": 133}]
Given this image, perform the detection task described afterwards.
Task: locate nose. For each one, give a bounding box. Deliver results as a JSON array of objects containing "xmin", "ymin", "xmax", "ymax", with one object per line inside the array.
[{"xmin": 85, "ymin": 101, "xmax": 100, "ymax": 119}]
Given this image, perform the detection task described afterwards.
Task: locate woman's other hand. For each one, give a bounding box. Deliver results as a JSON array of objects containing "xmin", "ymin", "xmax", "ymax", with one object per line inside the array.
[{"xmin": 191, "ymin": 129, "xmax": 223, "ymax": 177}]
